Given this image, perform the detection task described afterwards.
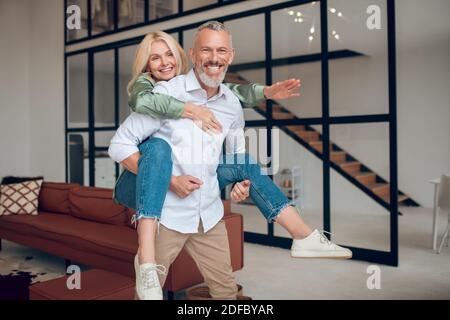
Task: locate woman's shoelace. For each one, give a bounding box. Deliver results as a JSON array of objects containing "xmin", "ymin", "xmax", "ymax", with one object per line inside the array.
[
  {"xmin": 318, "ymin": 230, "xmax": 335, "ymax": 246},
  {"xmin": 141, "ymin": 264, "xmax": 167, "ymax": 289}
]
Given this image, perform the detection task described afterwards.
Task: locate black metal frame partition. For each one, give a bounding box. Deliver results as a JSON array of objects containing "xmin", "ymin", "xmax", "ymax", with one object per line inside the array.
[
  {"xmin": 64, "ymin": 0, "xmax": 399, "ymax": 266},
  {"xmin": 65, "ymin": 0, "xmax": 245, "ymax": 45}
]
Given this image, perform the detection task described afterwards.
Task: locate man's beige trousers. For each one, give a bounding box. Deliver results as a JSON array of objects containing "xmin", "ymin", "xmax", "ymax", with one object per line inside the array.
[{"xmin": 155, "ymin": 220, "xmax": 238, "ymax": 299}]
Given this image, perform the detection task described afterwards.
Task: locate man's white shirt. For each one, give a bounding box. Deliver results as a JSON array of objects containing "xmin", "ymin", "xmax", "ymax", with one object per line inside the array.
[{"xmin": 109, "ymin": 69, "xmax": 245, "ymax": 233}]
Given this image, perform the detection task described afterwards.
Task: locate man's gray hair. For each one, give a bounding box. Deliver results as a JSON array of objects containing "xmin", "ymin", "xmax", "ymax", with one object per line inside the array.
[{"xmin": 195, "ymin": 20, "xmax": 233, "ymax": 47}]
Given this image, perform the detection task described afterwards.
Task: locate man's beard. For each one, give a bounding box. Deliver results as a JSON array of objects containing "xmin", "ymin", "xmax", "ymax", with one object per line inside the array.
[{"xmin": 197, "ymin": 61, "xmax": 228, "ymax": 88}]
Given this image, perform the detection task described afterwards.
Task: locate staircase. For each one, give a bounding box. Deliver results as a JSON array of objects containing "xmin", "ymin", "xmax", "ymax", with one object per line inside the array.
[{"xmin": 225, "ymin": 72, "xmax": 419, "ymax": 213}]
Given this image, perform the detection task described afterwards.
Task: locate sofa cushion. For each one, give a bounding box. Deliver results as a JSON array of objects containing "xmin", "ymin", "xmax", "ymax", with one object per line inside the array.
[
  {"xmin": 0, "ymin": 179, "xmax": 43, "ymax": 216},
  {"xmin": 69, "ymin": 187, "xmax": 128, "ymax": 226},
  {"xmin": 0, "ymin": 212, "xmax": 137, "ymax": 261},
  {"xmin": 38, "ymin": 182, "xmax": 79, "ymax": 215}
]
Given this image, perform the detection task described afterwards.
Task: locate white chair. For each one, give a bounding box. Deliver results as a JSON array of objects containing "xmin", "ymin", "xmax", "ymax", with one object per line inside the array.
[{"xmin": 437, "ymin": 174, "xmax": 450, "ymax": 254}]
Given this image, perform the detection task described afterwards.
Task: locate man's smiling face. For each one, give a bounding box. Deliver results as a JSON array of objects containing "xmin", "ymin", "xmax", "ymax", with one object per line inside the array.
[{"xmin": 190, "ymin": 28, "xmax": 235, "ymax": 88}]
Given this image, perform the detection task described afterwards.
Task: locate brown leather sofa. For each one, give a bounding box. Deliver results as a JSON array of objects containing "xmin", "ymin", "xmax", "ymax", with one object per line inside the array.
[{"xmin": 0, "ymin": 182, "xmax": 244, "ymax": 298}]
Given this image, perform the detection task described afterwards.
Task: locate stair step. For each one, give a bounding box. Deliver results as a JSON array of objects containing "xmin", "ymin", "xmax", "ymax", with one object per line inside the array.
[
  {"xmin": 286, "ymin": 125, "xmax": 306, "ymax": 132},
  {"xmin": 309, "ymin": 141, "xmax": 333, "ymax": 153},
  {"xmin": 340, "ymin": 161, "xmax": 361, "ymax": 174},
  {"xmin": 259, "ymin": 103, "xmax": 285, "ymax": 113},
  {"xmin": 354, "ymin": 172, "xmax": 376, "ymax": 185},
  {"xmin": 381, "ymin": 194, "xmax": 408, "ymax": 204},
  {"xmin": 310, "ymin": 141, "xmax": 323, "ymax": 152},
  {"xmin": 331, "ymin": 151, "xmax": 347, "ymax": 163},
  {"xmin": 224, "ymin": 74, "xmax": 248, "ymax": 84},
  {"xmin": 369, "ymin": 183, "xmax": 390, "ymax": 197},
  {"xmin": 273, "ymin": 111, "xmax": 295, "ymax": 120},
  {"xmin": 296, "ymin": 130, "xmax": 320, "ymax": 142},
  {"xmin": 224, "ymin": 73, "xmax": 245, "ymax": 81},
  {"xmin": 230, "ymin": 78, "xmax": 250, "ymax": 84}
]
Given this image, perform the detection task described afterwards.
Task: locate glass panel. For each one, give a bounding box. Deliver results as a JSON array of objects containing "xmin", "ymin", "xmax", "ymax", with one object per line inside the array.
[
  {"xmin": 229, "ymin": 126, "xmax": 270, "ymax": 235},
  {"xmin": 95, "ymin": 131, "xmax": 116, "ymax": 148},
  {"xmin": 66, "ymin": 0, "xmax": 88, "ymax": 41},
  {"xmin": 149, "ymin": 0, "xmax": 178, "ymax": 20},
  {"xmin": 225, "ymin": 14, "xmax": 265, "ymax": 65},
  {"xmin": 169, "ymin": 32, "xmax": 179, "ymax": 43},
  {"xmin": 119, "ymin": 44, "xmax": 138, "ymax": 123},
  {"xmin": 272, "ymin": 2, "xmax": 321, "ymax": 59},
  {"xmin": 183, "ymin": 0, "xmax": 216, "ymax": 12},
  {"xmin": 94, "ymin": 50, "xmax": 115, "ymax": 127},
  {"xmin": 183, "ymin": 28, "xmax": 196, "ymax": 69},
  {"xmin": 224, "ymin": 15, "xmax": 266, "ymax": 121},
  {"xmin": 67, "ymin": 132, "xmax": 89, "ymax": 186},
  {"xmin": 118, "ymin": 0, "xmax": 145, "ymax": 28},
  {"xmin": 328, "ymin": 0, "xmax": 389, "ymax": 116},
  {"xmin": 233, "ymin": 68, "xmax": 266, "ymax": 121},
  {"xmin": 67, "ymin": 54, "xmax": 88, "ymax": 128},
  {"xmin": 91, "ymin": 0, "xmax": 114, "ymax": 35},
  {"xmin": 273, "ymin": 125, "xmax": 324, "ymax": 237},
  {"xmin": 330, "ymin": 122, "xmax": 390, "ymax": 251},
  {"xmin": 95, "ymin": 150, "xmax": 117, "ymax": 188},
  {"xmin": 272, "ymin": 61, "xmax": 322, "ymax": 118}
]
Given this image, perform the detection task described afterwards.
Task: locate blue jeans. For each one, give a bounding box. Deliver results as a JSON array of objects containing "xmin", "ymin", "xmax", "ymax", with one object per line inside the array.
[{"xmin": 114, "ymin": 137, "xmax": 294, "ymax": 222}]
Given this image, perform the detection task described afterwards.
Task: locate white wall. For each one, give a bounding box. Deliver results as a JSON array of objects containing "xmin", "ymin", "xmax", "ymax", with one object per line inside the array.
[
  {"xmin": 396, "ymin": 40, "xmax": 450, "ymax": 207},
  {"xmin": 29, "ymin": 0, "xmax": 65, "ymax": 182},
  {"xmin": 0, "ymin": 0, "xmax": 65, "ymax": 181},
  {"xmin": 0, "ymin": 0, "xmax": 32, "ymax": 178},
  {"xmin": 396, "ymin": 0, "xmax": 450, "ymax": 207}
]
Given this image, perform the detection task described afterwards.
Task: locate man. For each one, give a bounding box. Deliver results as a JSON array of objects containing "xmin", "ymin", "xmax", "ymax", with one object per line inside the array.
[{"xmin": 110, "ymin": 21, "xmax": 248, "ymax": 299}]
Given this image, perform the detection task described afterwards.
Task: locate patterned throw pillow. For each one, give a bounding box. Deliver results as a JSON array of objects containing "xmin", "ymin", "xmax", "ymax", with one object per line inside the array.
[{"xmin": 0, "ymin": 179, "xmax": 43, "ymax": 216}]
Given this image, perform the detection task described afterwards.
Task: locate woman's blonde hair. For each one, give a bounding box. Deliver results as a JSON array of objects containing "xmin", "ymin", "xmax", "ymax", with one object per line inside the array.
[{"xmin": 127, "ymin": 31, "xmax": 188, "ymax": 95}]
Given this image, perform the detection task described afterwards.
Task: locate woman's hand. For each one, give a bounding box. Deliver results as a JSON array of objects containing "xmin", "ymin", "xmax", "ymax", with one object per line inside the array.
[
  {"xmin": 263, "ymin": 78, "xmax": 301, "ymax": 100},
  {"xmin": 230, "ymin": 180, "xmax": 251, "ymax": 202},
  {"xmin": 170, "ymin": 175, "xmax": 203, "ymax": 198},
  {"xmin": 182, "ymin": 103, "xmax": 223, "ymax": 134}
]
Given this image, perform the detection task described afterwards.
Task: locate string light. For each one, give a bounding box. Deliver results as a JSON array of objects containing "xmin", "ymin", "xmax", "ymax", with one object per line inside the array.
[{"xmin": 285, "ymin": 6, "xmax": 345, "ymax": 43}]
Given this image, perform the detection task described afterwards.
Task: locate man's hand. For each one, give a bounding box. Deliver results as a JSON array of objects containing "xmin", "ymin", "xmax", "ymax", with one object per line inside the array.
[
  {"xmin": 120, "ymin": 152, "xmax": 140, "ymax": 175},
  {"xmin": 170, "ymin": 175, "xmax": 203, "ymax": 198},
  {"xmin": 263, "ymin": 78, "xmax": 301, "ymax": 100},
  {"xmin": 230, "ymin": 180, "xmax": 251, "ymax": 202}
]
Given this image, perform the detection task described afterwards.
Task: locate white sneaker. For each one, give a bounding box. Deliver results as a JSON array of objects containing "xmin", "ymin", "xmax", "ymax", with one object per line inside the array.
[
  {"xmin": 291, "ymin": 229, "xmax": 352, "ymax": 259},
  {"xmin": 134, "ymin": 255, "xmax": 167, "ymax": 300}
]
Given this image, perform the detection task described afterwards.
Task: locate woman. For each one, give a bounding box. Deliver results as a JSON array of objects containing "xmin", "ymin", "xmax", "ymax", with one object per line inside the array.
[{"xmin": 110, "ymin": 30, "xmax": 352, "ymax": 300}]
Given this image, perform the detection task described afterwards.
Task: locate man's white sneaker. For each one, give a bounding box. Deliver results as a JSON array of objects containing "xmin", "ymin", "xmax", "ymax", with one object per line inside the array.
[
  {"xmin": 134, "ymin": 255, "xmax": 167, "ymax": 300},
  {"xmin": 291, "ymin": 229, "xmax": 352, "ymax": 259}
]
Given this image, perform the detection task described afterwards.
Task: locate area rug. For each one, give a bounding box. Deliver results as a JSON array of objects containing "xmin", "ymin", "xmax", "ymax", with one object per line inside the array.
[{"xmin": 0, "ymin": 255, "xmax": 64, "ymax": 300}]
